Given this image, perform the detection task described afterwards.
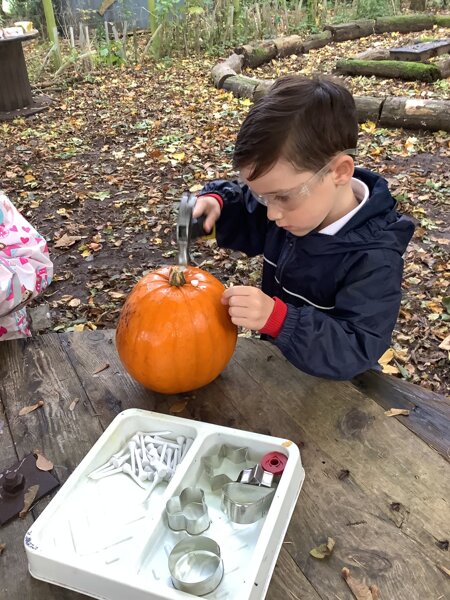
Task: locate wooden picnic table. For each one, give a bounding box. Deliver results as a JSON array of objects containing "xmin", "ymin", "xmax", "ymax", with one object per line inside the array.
[{"xmin": 0, "ymin": 330, "xmax": 449, "ymax": 599}]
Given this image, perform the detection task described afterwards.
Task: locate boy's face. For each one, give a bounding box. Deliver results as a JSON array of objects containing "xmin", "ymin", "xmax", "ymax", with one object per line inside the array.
[{"xmin": 239, "ymin": 155, "xmax": 354, "ymax": 237}]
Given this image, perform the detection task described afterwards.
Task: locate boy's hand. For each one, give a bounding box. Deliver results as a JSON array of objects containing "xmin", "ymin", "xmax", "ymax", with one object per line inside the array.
[
  {"xmin": 192, "ymin": 195, "xmax": 221, "ymax": 234},
  {"xmin": 222, "ymin": 286, "xmax": 275, "ymax": 331}
]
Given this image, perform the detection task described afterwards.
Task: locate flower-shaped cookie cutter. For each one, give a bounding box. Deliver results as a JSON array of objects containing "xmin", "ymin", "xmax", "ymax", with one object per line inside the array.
[
  {"xmin": 201, "ymin": 445, "xmax": 250, "ymax": 491},
  {"xmin": 165, "ymin": 487, "xmax": 210, "ymax": 535}
]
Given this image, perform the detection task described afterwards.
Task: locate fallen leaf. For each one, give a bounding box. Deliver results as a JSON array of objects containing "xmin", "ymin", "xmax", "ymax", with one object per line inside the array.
[
  {"xmin": 309, "ymin": 537, "xmax": 335, "ymax": 559},
  {"xmin": 92, "ymin": 363, "xmax": 110, "ymax": 375},
  {"xmin": 439, "ymin": 334, "xmax": 450, "ymax": 351},
  {"xmin": 69, "ymin": 398, "xmax": 80, "ymax": 411},
  {"xmin": 342, "ymin": 567, "xmax": 380, "ymax": 600},
  {"xmin": 54, "ymin": 233, "xmax": 82, "ymax": 248},
  {"xmin": 19, "ymin": 400, "xmax": 44, "ymax": 416},
  {"xmin": 384, "ymin": 408, "xmax": 410, "ymax": 417},
  {"xmin": 109, "ymin": 291, "xmax": 125, "ymax": 299},
  {"xmin": 378, "ymin": 348, "xmax": 400, "ymax": 374},
  {"xmin": 34, "ymin": 451, "xmax": 54, "ymax": 471},
  {"xmin": 0, "ymin": 543, "xmax": 5, "ymax": 555},
  {"xmin": 169, "ymin": 400, "xmax": 189, "ymax": 414},
  {"xmin": 68, "ymin": 298, "xmax": 81, "ymax": 308},
  {"xmin": 19, "ymin": 484, "xmax": 40, "ymax": 518}
]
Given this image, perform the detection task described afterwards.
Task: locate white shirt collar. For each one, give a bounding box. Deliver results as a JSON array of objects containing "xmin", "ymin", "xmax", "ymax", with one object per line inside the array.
[{"xmin": 318, "ymin": 178, "xmax": 370, "ymax": 236}]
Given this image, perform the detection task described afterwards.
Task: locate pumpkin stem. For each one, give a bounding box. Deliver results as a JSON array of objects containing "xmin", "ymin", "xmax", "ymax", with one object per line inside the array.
[{"xmin": 169, "ymin": 266, "xmax": 186, "ymax": 287}]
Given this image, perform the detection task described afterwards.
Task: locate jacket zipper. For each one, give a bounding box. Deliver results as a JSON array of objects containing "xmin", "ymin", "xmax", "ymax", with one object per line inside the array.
[{"xmin": 276, "ymin": 235, "xmax": 295, "ymax": 284}]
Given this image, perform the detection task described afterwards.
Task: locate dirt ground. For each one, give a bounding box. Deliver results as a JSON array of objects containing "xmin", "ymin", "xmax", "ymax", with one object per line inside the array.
[{"xmin": 1, "ymin": 27, "xmax": 449, "ymax": 394}]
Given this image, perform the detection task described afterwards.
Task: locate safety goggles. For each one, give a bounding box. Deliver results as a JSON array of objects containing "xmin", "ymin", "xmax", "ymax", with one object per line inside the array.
[{"xmin": 239, "ymin": 149, "xmax": 357, "ymax": 211}]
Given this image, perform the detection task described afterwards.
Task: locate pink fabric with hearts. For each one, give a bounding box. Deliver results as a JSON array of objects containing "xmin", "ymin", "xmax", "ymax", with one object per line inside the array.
[{"xmin": 0, "ymin": 193, "xmax": 53, "ymax": 340}]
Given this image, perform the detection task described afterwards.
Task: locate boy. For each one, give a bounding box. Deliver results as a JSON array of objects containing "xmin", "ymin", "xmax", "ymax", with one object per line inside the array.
[{"xmin": 193, "ymin": 75, "xmax": 414, "ymax": 380}]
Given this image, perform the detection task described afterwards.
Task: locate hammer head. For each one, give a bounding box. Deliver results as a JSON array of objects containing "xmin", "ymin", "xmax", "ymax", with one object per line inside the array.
[{"xmin": 176, "ymin": 193, "xmax": 206, "ymax": 266}]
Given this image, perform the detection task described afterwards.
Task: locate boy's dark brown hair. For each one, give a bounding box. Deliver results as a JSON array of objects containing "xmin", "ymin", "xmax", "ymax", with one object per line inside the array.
[{"xmin": 233, "ymin": 75, "xmax": 358, "ymax": 180}]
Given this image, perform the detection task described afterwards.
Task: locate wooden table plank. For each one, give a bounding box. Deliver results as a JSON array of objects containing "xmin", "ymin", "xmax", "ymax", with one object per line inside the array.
[
  {"xmin": 224, "ymin": 340, "xmax": 450, "ymax": 598},
  {"xmin": 1, "ymin": 332, "xmax": 449, "ymax": 600},
  {"xmin": 238, "ymin": 340, "xmax": 450, "ymax": 563},
  {"xmin": 271, "ymin": 547, "xmax": 322, "ymax": 600},
  {"xmin": 0, "ymin": 337, "xmax": 99, "ymax": 599},
  {"xmin": 352, "ymin": 370, "xmax": 450, "ymax": 462}
]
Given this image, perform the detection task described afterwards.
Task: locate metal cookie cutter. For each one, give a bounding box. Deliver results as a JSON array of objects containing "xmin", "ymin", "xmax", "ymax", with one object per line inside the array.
[
  {"xmin": 221, "ymin": 482, "xmax": 275, "ymax": 525},
  {"xmin": 169, "ymin": 536, "xmax": 224, "ymax": 596},
  {"xmin": 238, "ymin": 463, "xmax": 274, "ymax": 488},
  {"xmin": 202, "ymin": 445, "xmax": 250, "ymax": 491},
  {"xmin": 166, "ymin": 487, "xmax": 210, "ymax": 535}
]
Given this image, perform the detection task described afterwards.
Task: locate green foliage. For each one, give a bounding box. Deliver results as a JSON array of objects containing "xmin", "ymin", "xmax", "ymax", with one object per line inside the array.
[
  {"xmin": 6, "ymin": 0, "xmax": 44, "ymax": 30},
  {"xmin": 355, "ymin": 0, "xmax": 396, "ymax": 19}
]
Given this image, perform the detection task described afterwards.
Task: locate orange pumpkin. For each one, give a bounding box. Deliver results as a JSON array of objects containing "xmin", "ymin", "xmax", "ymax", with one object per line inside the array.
[{"xmin": 116, "ymin": 265, "xmax": 237, "ymax": 394}]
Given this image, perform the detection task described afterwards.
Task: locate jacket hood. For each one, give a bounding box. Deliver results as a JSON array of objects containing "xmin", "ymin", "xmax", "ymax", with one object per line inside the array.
[{"xmin": 292, "ymin": 167, "xmax": 415, "ymax": 256}]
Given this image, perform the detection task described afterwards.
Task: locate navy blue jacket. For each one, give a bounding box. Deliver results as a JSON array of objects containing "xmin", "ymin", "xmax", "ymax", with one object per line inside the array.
[{"xmin": 201, "ymin": 168, "xmax": 415, "ymax": 380}]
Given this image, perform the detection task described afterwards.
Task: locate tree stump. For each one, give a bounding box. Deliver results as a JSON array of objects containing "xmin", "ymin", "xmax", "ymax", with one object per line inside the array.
[
  {"xmin": 324, "ymin": 20, "xmax": 375, "ymax": 42},
  {"xmin": 0, "ymin": 32, "xmax": 51, "ymax": 120},
  {"xmin": 380, "ymin": 97, "xmax": 450, "ymax": 131},
  {"xmin": 336, "ymin": 59, "xmax": 441, "ymax": 82}
]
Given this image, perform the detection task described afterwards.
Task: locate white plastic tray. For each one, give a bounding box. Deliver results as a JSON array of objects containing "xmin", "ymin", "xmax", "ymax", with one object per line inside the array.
[{"xmin": 25, "ymin": 409, "xmax": 305, "ymax": 600}]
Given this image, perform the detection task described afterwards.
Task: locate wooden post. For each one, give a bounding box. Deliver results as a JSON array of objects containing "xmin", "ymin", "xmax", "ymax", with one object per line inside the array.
[
  {"xmin": 42, "ymin": 0, "xmax": 62, "ymax": 67},
  {"xmin": 147, "ymin": 0, "xmax": 159, "ymax": 57}
]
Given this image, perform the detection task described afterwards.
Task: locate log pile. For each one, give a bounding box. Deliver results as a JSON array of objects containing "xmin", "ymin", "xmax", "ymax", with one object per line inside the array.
[{"xmin": 210, "ymin": 14, "xmax": 450, "ymax": 132}]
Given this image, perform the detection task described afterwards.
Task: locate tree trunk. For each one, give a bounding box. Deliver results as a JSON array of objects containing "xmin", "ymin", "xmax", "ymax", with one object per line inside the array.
[
  {"xmin": 211, "ymin": 53, "xmax": 244, "ymax": 88},
  {"xmin": 222, "ymin": 75, "xmax": 259, "ymax": 98},
  {"xmin": 273, "ymin": 35, "xmax": 304, "ymax": 57},
  {"xmin": 234, "ymin": 41, "xmax": 277, "ymax": 68},
  {"xmin": 374, "ymin": 15, "xmax": 435, "ymax": 34},
  {"xmin": 336, "ymin": 59, "xmax": 441, "ymax": 82},
  {"xmin": 380, "ymin": 97, "xmax": 450, "ymax": 132},
  {"xmin": 324, "ymin": 19, "xmax": 375, "ymax": 42},
  {"xmin": 302, "ymin": 30, "xmax": 332, "ymax": 52},
  {"xmin": 354, "ymin": 96, "xmax": 385, "ymax": 123},
  {"xmin": 354, "ymin": 48, "xmax": 390, "ymax": 60}
]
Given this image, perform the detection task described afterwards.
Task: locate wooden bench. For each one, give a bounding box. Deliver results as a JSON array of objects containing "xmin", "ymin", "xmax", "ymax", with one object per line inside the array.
[
  {"xmin": 1, "ymin": 330, "xmax": 449, "ymax": 599},
  {"xmin": 389, "ymin": 38, "xmax": 450, "ymax": 61}
]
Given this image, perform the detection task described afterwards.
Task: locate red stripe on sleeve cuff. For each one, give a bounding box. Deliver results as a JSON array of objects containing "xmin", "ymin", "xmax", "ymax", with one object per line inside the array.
[
  {"xmin": 197, "ymin": 193, "xmax": 224, "ymax": 209},
  {"xmin": 259, "ymin": 297, "xmax": 288, "ymax": 338}
]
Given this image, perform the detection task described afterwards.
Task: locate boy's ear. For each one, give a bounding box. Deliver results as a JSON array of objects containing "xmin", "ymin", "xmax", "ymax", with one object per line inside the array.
[{"xmin": 331, "ymin": 155, "xmax": 354, "ymax": 186}]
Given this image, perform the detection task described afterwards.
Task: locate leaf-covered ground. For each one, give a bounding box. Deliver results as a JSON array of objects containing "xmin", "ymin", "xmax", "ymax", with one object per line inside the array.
[{"xmin": 1, "ymin": 26, "xmax": 449, "ymax": 395}]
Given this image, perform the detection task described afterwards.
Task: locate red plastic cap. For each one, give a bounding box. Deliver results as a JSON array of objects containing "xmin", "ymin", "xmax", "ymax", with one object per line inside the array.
[{"xmin": 261, "ymin": 451, "xmax": 288, "ymax": 476}]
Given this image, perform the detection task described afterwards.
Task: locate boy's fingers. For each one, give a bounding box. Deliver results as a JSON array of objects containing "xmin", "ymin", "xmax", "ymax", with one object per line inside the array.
[
  {"xmin": 204, "ymin": 215, "xmax": 216, "ymax": 233},
  {"xmin": 222, "ymin": 286, "xmax": 252, "ymax": 298},
  {"xmin": 228, "ymin": 296, "xmax": 249, "ymax": 308}
]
